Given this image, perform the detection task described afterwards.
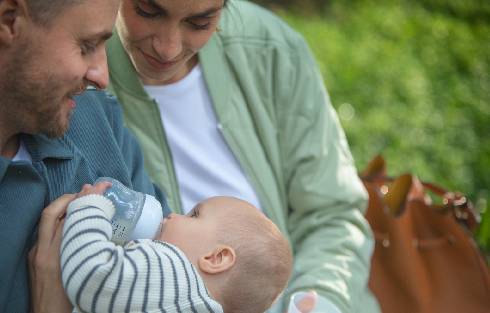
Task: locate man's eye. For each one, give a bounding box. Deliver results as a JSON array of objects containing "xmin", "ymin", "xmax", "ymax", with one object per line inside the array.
[{"xmin": 81, "ymin": 42, "xmax": 97, "ymax": 55}]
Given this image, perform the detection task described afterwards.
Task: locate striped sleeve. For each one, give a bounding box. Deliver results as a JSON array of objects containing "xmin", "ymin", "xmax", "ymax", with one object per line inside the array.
[{"xmin": 61, "ymin": 194, "xmax": 223, "ymax": 313}]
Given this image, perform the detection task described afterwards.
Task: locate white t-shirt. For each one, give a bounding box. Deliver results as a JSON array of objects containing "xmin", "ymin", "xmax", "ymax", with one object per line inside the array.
[
  {"xmin": 144, "ymin": 65, "xmax": 261, "ymax": 214},
  {"xmin": 12, "ymin": 140, "xmax": 32, "ymax": 163}
]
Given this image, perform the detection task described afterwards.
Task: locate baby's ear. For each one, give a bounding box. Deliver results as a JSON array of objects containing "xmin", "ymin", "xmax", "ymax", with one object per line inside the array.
[{"xmin": 198, "ymin": 244, "xmax": 236, "ymax": 274}]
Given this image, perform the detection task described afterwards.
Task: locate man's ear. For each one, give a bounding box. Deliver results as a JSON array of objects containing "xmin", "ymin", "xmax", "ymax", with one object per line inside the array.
[
  {"xmin": 0, "ymin": 0, "xmax": 28, "ymax": 46},
  {"xmin": 198, "ymin": 245, "xmax": 236, "ymax": 274}
]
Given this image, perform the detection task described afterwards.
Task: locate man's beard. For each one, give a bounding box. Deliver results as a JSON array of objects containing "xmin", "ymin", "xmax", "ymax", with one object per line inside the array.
[{"xmin": 1, "ymin": 43, "xmax": 83, "ymax": 138}]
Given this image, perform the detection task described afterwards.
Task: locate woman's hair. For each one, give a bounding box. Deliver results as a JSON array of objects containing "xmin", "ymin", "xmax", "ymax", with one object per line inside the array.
[{"xmin": 217, "ymin": 202, "xmax": 293, "ymax": 313}]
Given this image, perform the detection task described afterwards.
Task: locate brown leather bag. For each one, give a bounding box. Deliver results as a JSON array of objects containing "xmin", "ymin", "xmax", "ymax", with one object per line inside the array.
[{"xmin": 360, "ymin": 155, "xmax": 490, "ymax": 313}]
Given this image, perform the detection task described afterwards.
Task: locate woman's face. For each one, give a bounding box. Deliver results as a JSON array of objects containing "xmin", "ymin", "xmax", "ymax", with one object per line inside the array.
[{"xmin": 116, "ymin": 0, "xmax": 225, "ymax": 85}]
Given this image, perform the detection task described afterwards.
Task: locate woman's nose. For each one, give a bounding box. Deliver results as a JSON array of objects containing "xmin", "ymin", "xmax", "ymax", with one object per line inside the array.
[{"xmin": 153, "ymin": 28, "xmax": 183, "ymax": 61}]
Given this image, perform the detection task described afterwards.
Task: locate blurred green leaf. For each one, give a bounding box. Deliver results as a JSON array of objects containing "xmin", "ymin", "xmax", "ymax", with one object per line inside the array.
[{"xmin": 267, "ymin": 0, "xmax": 489, "ymax": 243}]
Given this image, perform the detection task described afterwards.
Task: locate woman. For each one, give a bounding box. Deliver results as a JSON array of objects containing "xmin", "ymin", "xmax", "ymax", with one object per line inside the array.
[{"xmin": 107, "ymin": 0, "xmax": 380, "ymax": 312}]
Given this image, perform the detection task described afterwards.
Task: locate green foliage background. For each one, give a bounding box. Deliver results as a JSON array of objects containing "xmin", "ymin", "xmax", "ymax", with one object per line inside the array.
[{"xmin": 252, "ymin": 0, "xmax": 490, "ymax": 250}]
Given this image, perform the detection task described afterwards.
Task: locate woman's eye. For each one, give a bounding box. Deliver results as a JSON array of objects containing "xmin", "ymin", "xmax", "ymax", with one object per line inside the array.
[
  {"xmin": 134, "ymin": 3, "xmax": 161, "ymax": 19},
  {"xmin": 188, "ymin": 20, "xmax": 211, "ymax": 30}
]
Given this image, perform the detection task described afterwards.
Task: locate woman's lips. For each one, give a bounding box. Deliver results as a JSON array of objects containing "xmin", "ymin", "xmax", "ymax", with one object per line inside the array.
[{"xmin": 140, "ymin": 50, "xmax": 178, "ymax": 71}]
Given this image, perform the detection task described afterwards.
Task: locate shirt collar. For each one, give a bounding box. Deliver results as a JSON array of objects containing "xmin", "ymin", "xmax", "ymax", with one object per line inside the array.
[
  {"xmin": 21, "ymin": 133, "xmax": 74, "ymax": 162},
  {"xmin": 0, "ymin": 133, "xmax": 73, "ymax": 180}
]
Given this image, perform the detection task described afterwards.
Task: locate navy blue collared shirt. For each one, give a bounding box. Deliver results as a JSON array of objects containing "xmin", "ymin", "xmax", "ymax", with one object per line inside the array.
[{"xmin": 0, "ymin": 90, "xmax": 168, "ymax": 312}]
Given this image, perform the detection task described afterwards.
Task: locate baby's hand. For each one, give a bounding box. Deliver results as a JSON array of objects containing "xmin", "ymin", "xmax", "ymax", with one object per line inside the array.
[{"xmin": 76, "ymin": 181, "xmax": 112, "ymax": 199}]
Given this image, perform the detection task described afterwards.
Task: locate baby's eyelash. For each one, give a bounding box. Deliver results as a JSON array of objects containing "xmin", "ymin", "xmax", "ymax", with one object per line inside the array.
[{"xmin": 189, "ymin": 207, "xmax": 200, "ymax": 217}]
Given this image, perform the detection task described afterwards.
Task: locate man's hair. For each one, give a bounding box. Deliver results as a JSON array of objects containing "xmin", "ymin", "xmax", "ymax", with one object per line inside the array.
[
  {"xmin": 217, "ymin": 203, "xmax": 293, "ymax": 313},
  {"xmin": 25, "ymin": 0, "xmax": 82, "ymax": 26}
]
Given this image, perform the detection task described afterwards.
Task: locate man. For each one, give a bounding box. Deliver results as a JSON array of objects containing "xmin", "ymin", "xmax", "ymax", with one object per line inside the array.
[{"xmin": 0, "ymin": 0, "xmax": 166, "ymax": 312}]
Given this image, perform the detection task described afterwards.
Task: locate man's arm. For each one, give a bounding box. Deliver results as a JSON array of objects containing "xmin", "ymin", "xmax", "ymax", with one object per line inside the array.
[{"xmin": 29, "ymin": 195, "xmax": 75, "ymax": 313}]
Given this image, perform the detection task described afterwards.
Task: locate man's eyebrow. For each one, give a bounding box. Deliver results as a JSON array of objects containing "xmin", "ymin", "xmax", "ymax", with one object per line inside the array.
[
  {"xmin": 147, "ymin": 0, "xmax": 222, "ymax": 18},
  {"xmin": 98, "ymin": 31, "xmax": 114, "ymax": 42},
  {"xmin": 85, "ymin": 30, "xmax": 113, "ymax": 42}
]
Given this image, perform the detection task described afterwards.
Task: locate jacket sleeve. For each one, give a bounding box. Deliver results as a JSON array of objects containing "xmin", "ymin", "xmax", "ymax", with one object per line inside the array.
[{"xmin": 275, "ymin": 34, "xmax": 378, "ymax": 313}]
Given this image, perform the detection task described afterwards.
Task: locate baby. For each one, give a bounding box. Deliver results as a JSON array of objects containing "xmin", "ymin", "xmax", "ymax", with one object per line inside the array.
[{"xmin": 61, "ymin": 181, "xmax": 293, "ymax": 313}]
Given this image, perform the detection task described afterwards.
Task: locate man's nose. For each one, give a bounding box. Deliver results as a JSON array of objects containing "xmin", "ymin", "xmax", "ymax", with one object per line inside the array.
[{"xmin": 85, "ymin": 49, "xmax": 109, "ymax": 89}]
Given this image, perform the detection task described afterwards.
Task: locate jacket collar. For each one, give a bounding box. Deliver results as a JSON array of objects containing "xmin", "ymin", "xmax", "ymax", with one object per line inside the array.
[
  {"xmin": 107, "ymin": 31, "xmax": 152, "ymax": 101},
  {"xmin": 199, "ymin": 33, "xmax": 233, "ymax": 126}
]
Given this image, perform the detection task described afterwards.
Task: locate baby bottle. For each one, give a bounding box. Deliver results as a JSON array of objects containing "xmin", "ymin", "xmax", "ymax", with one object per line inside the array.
[{"xmin": 95, "ymin": 177, "xmax": 163, "ymax": 245}]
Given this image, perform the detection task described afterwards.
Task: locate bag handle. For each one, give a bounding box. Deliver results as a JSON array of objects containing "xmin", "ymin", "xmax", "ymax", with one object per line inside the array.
[
  {"xmin": 421, "ymin": 182, "xmax": 478, "ymax": 231},
  {"xmin": 360, "ymin": 155, "xmax": 479, "ymax": 231}
]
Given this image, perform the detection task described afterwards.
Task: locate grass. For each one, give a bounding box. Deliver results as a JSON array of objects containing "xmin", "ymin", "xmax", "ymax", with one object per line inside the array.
[{"xmin": 272, "ymin": 0, "xmax": 490, "ymax": 251}]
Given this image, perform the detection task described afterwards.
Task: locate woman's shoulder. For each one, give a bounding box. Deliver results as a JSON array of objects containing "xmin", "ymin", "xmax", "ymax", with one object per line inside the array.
[{"xmin": 219, "ymin": 0, "xmax": 305, "ymax": 51}]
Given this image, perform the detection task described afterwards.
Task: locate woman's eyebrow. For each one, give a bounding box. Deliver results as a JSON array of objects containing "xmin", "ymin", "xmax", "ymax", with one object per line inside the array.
[
  {"xmin": 187, "ymin": 7, "xmax": 223, "ymax": 19},
  {"xmin": 144, "ymin": 0, "xmax": 163, "ymax": 11},
  {"xmin": 146, "ymin": 0, "xmax": 222, "ymax": 18}
]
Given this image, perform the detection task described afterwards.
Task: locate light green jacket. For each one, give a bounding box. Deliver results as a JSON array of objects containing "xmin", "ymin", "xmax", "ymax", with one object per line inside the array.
[{"xmin": 107, "ymin": 1, "xmax": 379, "ymax": 312}]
